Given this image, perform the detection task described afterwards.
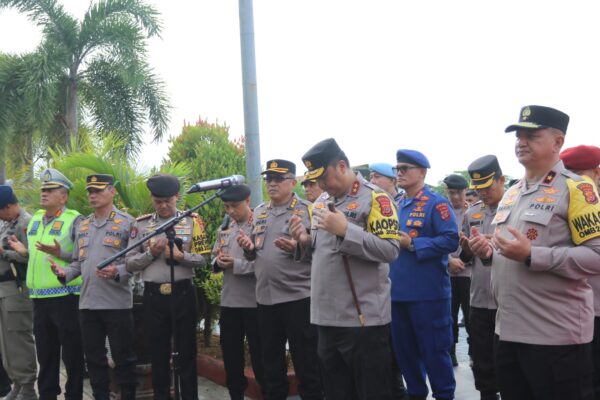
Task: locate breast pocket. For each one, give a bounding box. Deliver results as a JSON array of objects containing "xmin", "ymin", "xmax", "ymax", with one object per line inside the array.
[
  {"xmin": 253, "ymin": 224, "xmax": 267, "ymax": 250},
  {"xmin": 520, "ymin": 210, "xmax": 553, "ymax": 243},
  {"xmin": 102, "ymin": 235, "xmax": 123, "ymax": 251}
]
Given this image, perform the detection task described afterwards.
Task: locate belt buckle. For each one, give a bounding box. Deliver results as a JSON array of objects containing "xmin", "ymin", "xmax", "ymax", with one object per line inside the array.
[{"xmin": 159, "ymin": 283, "xmax": 172, "ymax": 295}]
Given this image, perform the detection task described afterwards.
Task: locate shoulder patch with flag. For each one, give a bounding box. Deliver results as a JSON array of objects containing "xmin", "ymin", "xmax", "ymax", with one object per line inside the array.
[
  {"xmin": 566, "ymin": 176, "xmax": 600, "ymax": 245},
  {"xmin": 191, "ymin": 215, "xmax": 211, "ymax": 254},
  {"xmin": 367, "ymin": 192, "xmax": 401, "ymax": 240}
]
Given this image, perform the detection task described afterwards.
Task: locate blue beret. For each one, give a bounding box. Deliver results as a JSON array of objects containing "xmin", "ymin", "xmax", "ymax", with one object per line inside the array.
[
  {"xmin": 396, "ymin": 149, "xmax": 431, "ymax": 169},
  {"xmin": 0, "ymin": 185, "xmax": 16, "ymax": 209},
  {"xmin": 369, "ymin": 163, "xmax": 396, "ymax": 179}
]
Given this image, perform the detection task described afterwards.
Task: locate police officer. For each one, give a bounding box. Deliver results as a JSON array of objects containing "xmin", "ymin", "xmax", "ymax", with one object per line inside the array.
[
  {"xmin": 469, "ymin": 106, "xmax": 600, "ymax": 399},
  {"xmin": 390, "ymin": 150, "xmax": 458, "ymax": 400},
  {"xmin": 0, "ymin": 186, "xmax": 37, "ymax": 400},
  {"xmin": 290, "ymin": 139, "xmax": 401, "ymax": 400},
  {"xmin": 560, "ymin": 145, "xmax": 600, "ymax": 399},
  {"xmin": 50, "ymin": 174, "xmax": 137, "ymax": 400},
  {"xmin": 466, "ymin": 190, "xmax": 480, "ymax": 206},
  {"xmin": 443, "ymin": 174, "xmax": 471, "ymax": 367},
  {"xmin": 237, "ymin": 159, "xmax": 323, "ymax": 400},
  {"xmin": 459, "ymin": 156, "xmax": 504, "ymax": 400},
  {"xmin": 301, "ymin": 172, "xmax": 323, "ymax": 203},
  {"xmin": 211, "ymin": 184, "xmax": 264, "ymax": 400},
  {"xmin": 370, "ymin": 162, "xmax": 401, "ymax": 201},
  {"xmin": 126, "ymin": 174, "xmax": 210, "ymax": 400},
  {"xmin": 7, "ymin": 169, "xmax": 85, "ymax": 400}
]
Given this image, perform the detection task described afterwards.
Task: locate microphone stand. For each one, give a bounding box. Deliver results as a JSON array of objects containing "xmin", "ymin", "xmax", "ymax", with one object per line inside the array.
[{"xmin": 97, "ymin": 191, "xmax": 222, "ymax": 400}]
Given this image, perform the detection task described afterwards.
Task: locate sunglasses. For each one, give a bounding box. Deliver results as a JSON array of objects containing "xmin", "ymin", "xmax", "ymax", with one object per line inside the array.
[
  {"xmin": 263, "ymin": 176, "xmax": 292, "ymax": 183},
  {"xmin": 393, "ymin": 165, "xmax": 420, "ymax": 174}
]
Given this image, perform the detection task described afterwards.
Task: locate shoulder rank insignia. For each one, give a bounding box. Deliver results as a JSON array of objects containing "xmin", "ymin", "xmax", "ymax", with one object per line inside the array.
[
  {"xmin": 543, "ymin": 171, "xmax": 556, "ymax": 185},
  {"xmin": 350, "ymin": 181, "xmax": 360, "ymax": 195},
  {"xmin": 136, "ymin": 214, "xmax": 152, "ymax": 222}
]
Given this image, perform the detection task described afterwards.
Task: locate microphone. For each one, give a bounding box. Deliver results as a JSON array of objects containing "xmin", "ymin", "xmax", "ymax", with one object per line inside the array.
[{"xmin": 186, "ymin": 175, "xmax": 245, "ymax": 194}]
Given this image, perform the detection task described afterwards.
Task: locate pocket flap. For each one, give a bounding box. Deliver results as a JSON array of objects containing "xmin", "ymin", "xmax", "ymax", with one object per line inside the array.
[{"xmin": 521, "ymin": 210, "xmax": 553, "ymax": 226}]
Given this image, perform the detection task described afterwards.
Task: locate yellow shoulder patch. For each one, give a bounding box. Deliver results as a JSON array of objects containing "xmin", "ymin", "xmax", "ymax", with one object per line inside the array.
[
  {"xmin": 567, "ymin": 176, "xmax": 600, "ymax": 245},
  {"xmin": 192, "ymin": 215, "xmax": 211, "ymax": 254},
  {"xmin": 367, "ymin": 191, "xmax": 401, "ymax": 240}
]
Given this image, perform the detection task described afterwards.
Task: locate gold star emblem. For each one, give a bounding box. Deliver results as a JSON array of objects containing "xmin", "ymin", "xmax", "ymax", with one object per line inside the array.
[
  {"xmin": 270, "ymin": 161, "xmax": 278, "ymax": 168},
  {"xmin": 473, "ymin": 173, "xmax": 481, "ymax": 179},
  {"xmin": 91, "ymin": 176, "xmax": 98, "ymax": 182}
]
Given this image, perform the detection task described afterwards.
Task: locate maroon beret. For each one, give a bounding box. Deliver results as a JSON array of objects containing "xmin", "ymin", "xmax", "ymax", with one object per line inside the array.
[{"xmin": 560, "ymin": 145, "xmax": 600, "ymax": 170}]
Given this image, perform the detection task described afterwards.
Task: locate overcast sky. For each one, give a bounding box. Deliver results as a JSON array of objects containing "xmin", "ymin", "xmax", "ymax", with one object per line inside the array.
[{"xmin": 0, "ymin": 1, "xmax": 598, "ymax": 185}]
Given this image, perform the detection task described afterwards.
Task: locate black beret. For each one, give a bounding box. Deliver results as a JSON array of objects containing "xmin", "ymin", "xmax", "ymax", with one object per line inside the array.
[
  {"xmin": 0, "ymin": 185, "xmax": 17, "ymax": 208},
  {"xmin": 443, "ymin": 174, "xmax": 468, "ymax": 190},
  {"xmin": 302, "ymin": 138, "xmax": 345, "ymax": 180},
  {"xmin": 468, "ymin": 155, "xmax": 503, "ymax": 190},
  {"xmin": 146, "ymin": 174, "xmax": 180, "ymax": 197},
  {"xmin": 218, "ymin": 184, "xmax": 251, "ymax": 202},
  {"xmin": 261, "ymin": 159, "xmax": 296, "ymax": 176},
  {"xmin": 86, "ymin": 174, "xmax": 114, "ymax": 190},
  {"xmin": 505, "ymin": 105, "xmax": 569, "ymax": 134}
]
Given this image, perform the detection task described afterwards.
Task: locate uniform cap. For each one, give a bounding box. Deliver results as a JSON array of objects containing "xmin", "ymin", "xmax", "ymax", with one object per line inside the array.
[
  {"xmin": 302, "ymin": 138, "xmax": 346, "ymax": 180},
  {"xmin": 369, "ymin": 163, "xmax": 396, "ymax": 179},
  {"xmin": 301, "ymin": 171, "xmax": 317, "ymax": 185},
  {"xmin": 146, "ymin": 174, "xmax": 180, "ymax": 197},
  {"xmin": 261, "ymin": 159, "xmax": 296, "ymax": 176},
  {"xmin": 560, "ymin": 145, "xmax": 600, "ymax": 171},
  {"xmin": 0, "ymin": 185, "xmax": 16, "ymax": 209},
  {"xmin": 218, "ymin": 184, "xmax": 251, "ymax": 202},
  {"xmin": 505, "ymin": 105, "xmax": 569, "ymax": 134},
  {"xmin": 443, "ymin": 174, "xmax": 468, "ymax": 190},
  {"xmin": 86, "ymin": 174, "xmax": 114, "ymax": 190},
  {"xmin": 396, "ymin": 149, "xmax": 431, "ymax": 169},
  {"xmin": 468, "ymin": 155, "xmax": 503, "ymax": 190},
  {"xmin": 41, "ymin": 168, "xmax": 73, "ymax": 190}
]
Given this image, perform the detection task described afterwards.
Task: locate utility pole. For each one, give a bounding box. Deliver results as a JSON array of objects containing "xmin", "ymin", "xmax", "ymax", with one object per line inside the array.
[{"xmin": 238, "ymin": 0, "xmax": 262, "ymax": 206}]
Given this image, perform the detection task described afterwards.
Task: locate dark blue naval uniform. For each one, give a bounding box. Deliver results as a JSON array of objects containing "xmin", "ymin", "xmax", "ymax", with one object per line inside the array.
[{"xmin": 390, "ymin": 185, "xmax": 458, "ymax": 399}]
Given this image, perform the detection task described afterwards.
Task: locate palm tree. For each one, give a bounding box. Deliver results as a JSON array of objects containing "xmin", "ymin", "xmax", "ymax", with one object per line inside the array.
[{"xmin": 0, "ymin": 0, "xmax": 170, "ymax": 156}]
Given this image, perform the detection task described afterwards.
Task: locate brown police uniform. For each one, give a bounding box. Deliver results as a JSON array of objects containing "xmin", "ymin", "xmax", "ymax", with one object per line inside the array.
[
  {"xmin": 244, "ymin": 159, "xmax": 323, "ymax": 400},
  {"xmin": 126, "ymin": 174, "xmax": 210, "ymax": 400},
  {"xmin": 210, "ymin": 184, "xmax": 264, "ymax": 400},
  {"xmin": 302, "ymin": 139, "xmax": 401, "ymax": 400},
  {"xmin": 63, "ymin": 174, "xmax": 137, "ymax": 400},
  {"xmin": 493, "ymin": 106, "xmax": 600, "ymax": 399},
  {"xmin": 0, "ymin": 202, "xmax": 37, "ymax": 397}
]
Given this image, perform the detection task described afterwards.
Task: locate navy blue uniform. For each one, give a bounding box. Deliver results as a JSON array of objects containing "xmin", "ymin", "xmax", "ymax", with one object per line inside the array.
[{"xmin": 390, "ymin": 185, "xmax": 458, "ymax": 399}]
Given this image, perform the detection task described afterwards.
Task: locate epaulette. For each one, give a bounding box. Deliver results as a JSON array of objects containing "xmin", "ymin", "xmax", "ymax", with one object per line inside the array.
[
  {"xmin": 363, "ymin": 181, "xmax": 380, "ymax": 192},
  {"xmin": 470, "ymin": 200, "xmax": 483, "ymax": 208},
  {"xmin": 561, "ymin": 169, "xmax": 584, "ymax": 181},
  {"xmin": 136, "ymin": 213, "xmax": 152, "ymax": 222},
  {"xmin": 297, "ymin": 197, "xmax": 312, "ymax": 208}
]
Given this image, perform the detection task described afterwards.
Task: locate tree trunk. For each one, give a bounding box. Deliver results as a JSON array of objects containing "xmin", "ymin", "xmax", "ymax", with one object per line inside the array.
[{"xmin": 66, "ymin": 70, "xmax": 78, "ymax": 149}]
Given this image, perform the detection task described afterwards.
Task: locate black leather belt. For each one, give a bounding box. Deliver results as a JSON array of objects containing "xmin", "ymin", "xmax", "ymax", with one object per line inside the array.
[{"xmin": 144, "ymin": 279, "xmax": 192, "ymax": 295}]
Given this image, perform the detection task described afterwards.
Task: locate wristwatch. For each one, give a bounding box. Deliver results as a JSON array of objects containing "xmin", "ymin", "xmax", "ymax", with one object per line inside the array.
[
  {"xmin": 524, "ymin": 254, "xmax": 532, "ymax": 267},
  {"xmin": 407, "ymin": 240, "xmax": 416, "ymax": 252}
]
